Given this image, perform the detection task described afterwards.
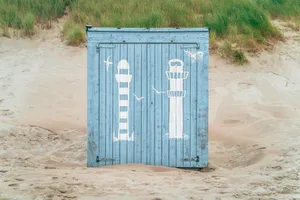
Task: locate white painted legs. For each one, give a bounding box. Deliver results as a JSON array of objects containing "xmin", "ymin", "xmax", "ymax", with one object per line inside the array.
[{"xmin": 169, "ymin": 97, "xmax": 184, "ymax": 139}]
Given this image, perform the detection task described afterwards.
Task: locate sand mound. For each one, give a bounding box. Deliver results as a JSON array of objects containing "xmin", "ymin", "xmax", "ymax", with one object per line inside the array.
[{"xmin": 1, "ymin": 20, "xmax": 300, "ymax": 199}]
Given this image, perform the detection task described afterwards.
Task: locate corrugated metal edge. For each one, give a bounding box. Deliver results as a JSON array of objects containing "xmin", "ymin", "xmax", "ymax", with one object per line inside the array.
[{"xmin": 86, "ymin": 25, "xmax": 210, "ymax": 33}]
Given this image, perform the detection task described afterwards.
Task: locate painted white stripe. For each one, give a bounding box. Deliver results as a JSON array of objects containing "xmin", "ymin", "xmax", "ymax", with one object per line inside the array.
[
  {"xmin": 119, "ymin": 111, "xmax": 128, "ymax": 118},
  {"xmin": 117, "ymin": 60, "xmax": 130, "ymax": 69},
  {"xmin": 119, "ymin": 123, "xmax": 128, "ymax": 129},
  {"xmin": 119, "ymin": 88, "xmax": 129, "ymax": 94},
  {"xmin": 115, "ymin": 74, "xmax": 132, "ymax": 83},
  {"xmin": 119, "ymin": 100, "xmax": 129, "ymax": 106}
]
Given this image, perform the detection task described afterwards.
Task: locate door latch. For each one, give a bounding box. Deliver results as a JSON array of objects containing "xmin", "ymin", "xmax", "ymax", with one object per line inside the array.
[{"xmin": 181, "ymin": 156, "xmax": 199, "ymax": 162}]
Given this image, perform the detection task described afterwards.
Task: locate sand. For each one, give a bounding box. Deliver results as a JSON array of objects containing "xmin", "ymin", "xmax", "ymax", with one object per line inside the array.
[{"xmin": 0, "ymin": 20, "xmax": 300, "ymax": 200}]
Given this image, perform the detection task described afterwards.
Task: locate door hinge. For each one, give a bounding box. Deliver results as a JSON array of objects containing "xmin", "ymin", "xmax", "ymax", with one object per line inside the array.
[
  {"xmin": 96, "ymin": 44, "xmax": 116, "ymax": 49},
  {"xmin": 182, "ymin": 156, "xmax": 199, "ymax": 162},
  {"xmin": 96, "ymin": 156, "xmax": 115, "ymax": 162},
  {"xmin": 180, "ymin": 44, "xmax": 200, "ymax": 49}
]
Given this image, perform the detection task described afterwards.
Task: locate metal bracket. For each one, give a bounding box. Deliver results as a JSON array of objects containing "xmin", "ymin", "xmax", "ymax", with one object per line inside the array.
[
  {"xmin": 180, "ymin": 44, "xmax": 200, "ymax": 49},
  {"xmin": 86, "ymin": 25, "xmax": 92, "ymax": 33},
  {"xmin": 96, "ymin": 156, "xmax": 115, "ymax": 162},
  {"xmin": 181, "ymin": 156, "xmax": 199, "ymax": 162},
  {"xmin": 96, "ymin": 44, "xmax": 117, "ymax": 49}
]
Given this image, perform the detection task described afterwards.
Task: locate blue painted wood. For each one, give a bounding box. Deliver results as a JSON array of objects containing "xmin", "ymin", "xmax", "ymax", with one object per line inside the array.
[
  {"xmin": 190, "ymin": 47, "xmax": 198, "ymax": 168},
  {"xmin": 161, "ymin": 44, "xmax": 170, "ymax": 167},
  {"xmin": 183, "ymin": 47, "xmax": 191, "ymax": 167},
  {"xmin": 105, "ymin": 47, "xmax": 113, "ymax": 166},
  {"xmin": 141, "ymin": 44, "xmax": 147, "ymax": 164},
  {"xmin": 197, "ymin": 43, "xmax": 209, "ymax": 167},
  {"xmin": 87, "ymin": 27, "xmax": 209, "ymax": 168},
  {"xmin": 146, "ymin": 44, "xmax": 155, "ymax": 165},
  {"xmin": 154, "ymin": 44, "xmax": 162, "ymax": 165},
  {"xmin": 127, "ymin": 44, "xmax": 135, "ymax": 164},
  {"xmin": 98, "ymin": 43, "xmax": 106, "ymax": 166},
  {"xmin": 134, "ymin": 44, "xmax": 142, "ymax": 163},
  {"xmin": 87, "ymin": 42, "xmax": 98, "ymax": 167},
  {"xmin": 113, "ymin": 44, "xmax": 121, "ymax": 165}
]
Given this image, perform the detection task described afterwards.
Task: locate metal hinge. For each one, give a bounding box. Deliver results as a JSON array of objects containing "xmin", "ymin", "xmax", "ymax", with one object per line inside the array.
[
  {"xmin": 96, "ymin": 44, "xmax": 116, "ymax": 49},
  {"xmin": 181, "ymin": 156, "xmax": 199, "ymax": 162},
  {"xmin": 180, "ymin": 44, "xmax": 200, "ymax": 49},
  {"xmin": 96, "ymin": 156, "xmax": 115, "ymax": 162}
]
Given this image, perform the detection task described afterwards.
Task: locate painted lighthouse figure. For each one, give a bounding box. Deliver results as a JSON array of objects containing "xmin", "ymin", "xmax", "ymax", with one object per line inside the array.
[
  {"xmin": 115, "ymin": 59, "xmax": 134, "ymax": 141},
  {"xmin": 166, "ymin": 59, "xmax": 189, "ymax": 139}
]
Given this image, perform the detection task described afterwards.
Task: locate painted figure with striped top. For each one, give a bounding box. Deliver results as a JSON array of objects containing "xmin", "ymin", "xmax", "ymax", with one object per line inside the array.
[{"xmin": 114, "ymin": 59, "xmax": 134, "ymax": 141}]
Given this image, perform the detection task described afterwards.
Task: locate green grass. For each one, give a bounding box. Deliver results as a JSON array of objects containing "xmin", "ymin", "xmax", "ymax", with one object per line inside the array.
[
  {"xmin": 0, "ymin": 0, "xmax": 70, "ymax": 37},
  {"xmin": 68, "ymin": 0, "xmax": 200, "ymax": 28},
  {"xmin": 65, "ymin": 0, "xmax": 285, "ymax": 61},
  {"xmin": 63, "ymin": 22, "xmax": 85, "ymax": 46},
  {"xmin": 201, "ymin": 0, "xmax": 282, "ymax": 42},
  {"xmin": 255, "ymin": 0, "xmax": 300, "ymax": 19},
  {"xmin": 0, "ymin": 0, "xmax": 299, "ymax": 63},
  {"xmin": 23, "ymin": 13, "xmax": 35, "ymax": 36}
]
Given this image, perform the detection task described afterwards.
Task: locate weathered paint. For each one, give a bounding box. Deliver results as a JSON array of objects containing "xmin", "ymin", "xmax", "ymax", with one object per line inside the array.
[{"xmin": 87, "ymin": 27, "xmax": 209, "ymax": 168}]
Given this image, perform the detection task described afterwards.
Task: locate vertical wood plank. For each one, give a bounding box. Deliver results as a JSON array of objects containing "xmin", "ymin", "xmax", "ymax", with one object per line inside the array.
[
  {"xmin": 105, "ymin": 47, "xmax": 114, "ymax": 166},
  {"xmin": 183, "ymin": 47, "xmax": 191, "ymax": 167},
  {"xmin": 87, "ymin": 42, "xmax": 99, "ymax": 167},
  {"xmin": 127, "ymin": 44, "xmax": 135, "ymax": 164},
  {"xmin": 190, "ymin": 47, "xmax": 198, "ymax": 167},
  {"xmin": 141, "ymin": 44, "xmax": 147, "ymax": 164},
  {"xmin": 154, "ymin": 44, "xmax": 162, "ymax": 166},
  {"xmin": 197, "ymin": 42, "xmax": 209, "ymax": 167},
  {"xmin": 99, "ymin": 46, "xmax": 106, "ymax": 166},
  {"xmin": 147, "ymin": 44, "xmax": 155, "ymax": 165},
  {"xmin": 113, "ymin": 44, "xmax": 121, "ymax": 165},
  {"xmin": 162, "ymin": 44, "xmax": 169, "ymax": 167},
  {"xmin": 134, "ymin": 44, "xmax": 142, "ymax": 163}
]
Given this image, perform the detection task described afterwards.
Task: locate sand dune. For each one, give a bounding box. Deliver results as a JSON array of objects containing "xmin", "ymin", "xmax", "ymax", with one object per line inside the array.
[{"xmin": 1, "ymin": 21, "xmax": 300, "ymax": 200}]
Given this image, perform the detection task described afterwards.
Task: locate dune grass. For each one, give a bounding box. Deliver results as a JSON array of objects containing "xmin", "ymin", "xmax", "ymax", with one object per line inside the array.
[
  {"xmin": 0, "ymin": 0, "xmax": 299, "ymax": 63},
  {"xmin": 66, "ymin": 0, "xmax": 284, "ymax": 63},
  {"xmin": 63, "ymin": 21, "xmax": 85, "ymax": 45},
  {"xmin": 255, "ymin": 0, "xmax": 300, "ymax": 19},
  {"xmin": 0, "ymin": 0, "xmax": 70, "ymax": 37}
]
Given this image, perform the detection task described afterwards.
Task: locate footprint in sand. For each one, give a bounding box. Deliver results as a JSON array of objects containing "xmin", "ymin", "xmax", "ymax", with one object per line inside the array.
[
  {"xmin": 8, "ymin": 183, "xmax": 19, "ymax": 187},
  {"xmin": 14, "ymin": 178, "xmax": 24, "ymax": 181},
  {"xmin": 2, "ymin": 84, "xmax": 10, "ymax": 90},
  {"xmin": 238, "ymin": 82, "xmax": 253, "ymax": 90},
  {"xmin": 0, "ymin": 109, "xmax": 14, "ymax": 116}
]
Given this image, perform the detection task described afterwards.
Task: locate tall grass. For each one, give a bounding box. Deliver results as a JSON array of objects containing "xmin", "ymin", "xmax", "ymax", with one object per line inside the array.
[
  {"xmin": 255, "ymin": 0, "xmax": 300, "ymax": 19},
  {"xmin": 66, "ymin": 0, "xmax": 284, "ymax": 63},
  {"xmin": 0, "ymin": 0, "xmax": 70, "ymax": 22},
  {"xmin": 68, "ymin": 0, "xmax": 201, "ymax": 28},
  {"xmin": 0, "ymin": 0, "xmax": 299, "ymax": 63},
  {"xmin": 0, "ymin": 0, "xmax": 70, "ymax": 37},
  {"xmin": 23, "ymin": 13, "xmax": 35, "ymax": 36},
  {"xmin": 201, "ymin": 0, "xmax": 281, "ymax": 39}
]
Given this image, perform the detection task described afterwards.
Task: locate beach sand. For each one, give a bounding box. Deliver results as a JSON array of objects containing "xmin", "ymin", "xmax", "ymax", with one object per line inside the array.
[{"xmin": 1, "ymin": 20, "xmax": 300, "ymax": 199}]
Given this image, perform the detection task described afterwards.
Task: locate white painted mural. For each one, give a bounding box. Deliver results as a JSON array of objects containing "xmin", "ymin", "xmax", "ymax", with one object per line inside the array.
[
  {"xmin": 108, "ymin": 51, "xmax": 204, "ymax": 141},
  {"xmin": 114, "ymin": 59, "xmax": 134, "ymax": 141},
  {"xmin": 166, "ymin": 59, "xmax": 189, "ymax": 139},
  {"xmin": 184, "ymin": 50, "xmax": 204, "ymax": 64},
  {"xmin": 104, "ymin": 55, "xmax": 113, "ymax": 71},
  {"xmin": 133, "ymin": 93, "xmax": 144, "ymax": 101}
]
